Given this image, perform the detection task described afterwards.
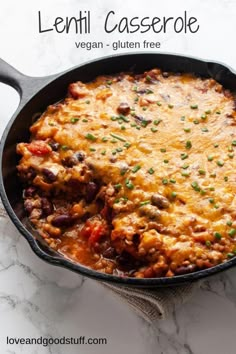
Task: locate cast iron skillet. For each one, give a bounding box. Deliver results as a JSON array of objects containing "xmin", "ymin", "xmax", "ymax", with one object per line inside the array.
[{"xmin": 1, "ymin": 52, "xmax": 236, "ymax": 288}]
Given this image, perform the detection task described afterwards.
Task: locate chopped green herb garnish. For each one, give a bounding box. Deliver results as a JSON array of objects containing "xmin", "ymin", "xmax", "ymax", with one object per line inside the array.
[
  {"xmin": 71, "ymin": 117, "xmax": 79, "ymax": 124},
  {"xmin": 185, "ymin": 140, "xmax": 192, "ymax": 149},
  {"xmin": 193, "ymin": 119, "xmax": 199, "ymax": 124},
  {"xmin": 181, "ymin": 171, "xmax": 190, "ymax": 177},
  {"xmin": 141, "ymin": 120, "xmax": 149, "ymax": 127},
  {"xmin": 214, "ymin": 204, "xmax": 220, "ymax": 209},
  {"xmin": 124, "ymin": 142, "xmax": 131, "ymax": 149},
  {"xmin": 217, "ymin": 160, "xmax": 224, "ymax": 167},
  {"xmin": 214, "ymin": 143, "xmax": 219, "ymax": 148},
  {"xmin": 216, "ymin": 111, "xmax": 221, "ymax": 114},
  {"xmin": 85, "ymin": 100, "xmax": 90, "ymax": 104},
  {"xmin": 118, "ymin": 114, "xmax": 130, "ymax": 123},
  {"xmin": 228, "ymin": 146, "xmax": 234, "ymax": 152},
  {"xmin": 224, "ymin": 176, "xmax": 229, "ymax": 182},
  {"xmin": 160, "ymin": 148, "xmax": 166, "ymax": 153},
  {"xmin": 198, "ymin": 169, "xmax": 206, "ymax": 175},
  {"xmin": 114, "ymin": 183, "xmax": 122, "ymax": 190},
  {"xmin": 180, "ymin": 116, "xmax": 185, "ymax": 121},
  {"xmin": 181, "ymin": 153, "xmax": 189, "ymax": 160},
  {"xmin": 120, "ymin": 168, "xmax": 128, "ymax": 176},
  {"xmin": 112, "ymin": 150, "xmax": 117, "ymax": 155},
  {"xmin": 85, "ymin": 133, "xmax": 97, "ymax": 141},
  {"xmin": 82, "ymin": 119, "xmax": 88, "ymax": 123},
  {"xmin": 184, "ymin": 128, "xmax": 191, "ymax": 132},
  {"xmin": 209, "ymin": 187, "xmax": 215, "ymax": 191},
  {"xmin": 209, "ymin": 198, "xmax": 214, "ymax": 204},
  {"xmin": 171, "ymin": 191, "xmax": 177, "ymax": 198},
  {"xmin": 162, "ymin": 178, "xmax": 169, "ymax": 185},
  {"xmin": 111, "ymin": 139, "xmax": 118, "ymax": 143},
  {"xmin": 116, "ymin": 147, "xmax": 123, "ymax": 153},
  {"xmin": 151, "ymin": 127, "xmax": 158, "ymax": 133},
  {"xmin": 227, "ymin": 253, "xmax": 234, "ymax": 258},
  {"xmin": 90, "ymin": 148, "xmax": 96, "ymax": 152},
  {"xmin": 146, "ymin": 75, "xmax": 152, "ymax": 82},
  {"xmin": 214, "ymin": 232, "xmax": 222, "ymax": 240},
  {"xmin": 163, "ymin": 159, "xmax": 169, "ymax": 164},
  {"xmin": 132, "ymin": 165, "xmax": 141, "ymax": 173},
  {"xmin": 121, "ymin": 126, "xmax": 126, "ymax": 130},
  {"xmin": 229, "ymin": 229, "xmax": 236, "ymax": 237},
  {"xmin": 190, "ymin": 104, "xmax": 198, "ymax": 109},
  {"xmin": 136, "ymin": 126, "xmax": 141, "ymax": 130},
  {"xmin": 201, "ymin": 114, "xmax": 207, "ymax": 120},
  {"xmin": 102, "ymin": 137, "xmax": 108, "ymax": 142},
  {"xmin": 154, "ymin": 119, "xmax": 162, "ymax": 125},
  {"xmin": 134, "ymin": 97, "xmax": 139, "ymax": 102},
  {"xmin": 168, "ymin": 104, "xmax": 174, "ymax": 109},
  {"xmin": 232, "ymin": 140, "xmax": 236, "ymax": 146},
  {"xmin": 156, "ymin": 101, "xmax": 162, "ymax": 106},
  {"xmin": 61, "ymin": 145, "xmax": 68, "ymax": 151},
  {"xmin": 205, "ymin": 110, "xmax": 211, "ymax": 114},
  {"xmin": 132, "ymin": 86, "xmax": 138, "ymax": 91},
  {"xmin": 207, "ymin": 155, "xmax": 214, "ymax": 161},
  {"xmin": 210, "ymin": 173, "xmax": 216, "ymax": 178},
  {"xmin": 110, "ymin": 133, "xmax": 126, "ymax": 142},
  {"xmin": 191, "ymin": 181, "xmax": 201, "ymax": 192},
  {"xmin": 228, "ymin": 153, "xmax": 234, "ymax": 158},
  {"xmin": 182, "ymin": 163, "xmax": 189, "ymax": 169},
  {"xmin": 142, "ymin": 107, "xmax": 147, "ymax": 111},
  {"xmin": 107, "ymin": 80, "xmax": 112, "ymax": 85},
  {"xmin": 146, "ymin": 89, "xmax": 153, "ymax": 94},
  {"xmin": 140, "ymin": 200, "xmax": 150, "ymax": 206},
  {"xmin": 125, "ymin": 179, "xmax": 134, "ymax": 190},
  {"xmin": 227, "ymin": 221, "xmax": 233, "ymax": 226},
  {"xmin": 200, "ymin": 189, "xmax": 207, "ymax": 195},
  {"xmin": 148, "ymin": 168, "xmax": 155, "ymax": 175},
  {"xmin": 101, "ymin": 150, "xmax": 106, "ymax": 155},
  {"xmin": 205, "ymin": 240, "xmax": 211, "ymax": 247},
  {"xmin": 170, "ymin": 179, "xmax": 176, "ymax": 184},
  {"xmin": 201, "ymin": 127, "xmax": 209, "ymax": 132}
]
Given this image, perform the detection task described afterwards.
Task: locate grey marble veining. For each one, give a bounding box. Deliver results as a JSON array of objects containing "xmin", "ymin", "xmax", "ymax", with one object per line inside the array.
[{"xmin": 0, "ymin": 0, "xmax": 236, "ymax": 353}]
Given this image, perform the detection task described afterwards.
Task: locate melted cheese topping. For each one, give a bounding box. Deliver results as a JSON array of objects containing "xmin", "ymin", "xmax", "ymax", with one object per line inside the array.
[{"xmin": 17, "ymin": 69, "xmax": 236, "ymax": 278}]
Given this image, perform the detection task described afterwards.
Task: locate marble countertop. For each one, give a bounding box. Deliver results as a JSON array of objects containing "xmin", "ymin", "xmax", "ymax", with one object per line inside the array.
[{"xmin": 1, "ymin": 0, "xmax": 236, "ymax": 353}]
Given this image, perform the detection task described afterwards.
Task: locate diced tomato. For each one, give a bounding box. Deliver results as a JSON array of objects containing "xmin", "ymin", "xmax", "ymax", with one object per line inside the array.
[
  {"xmin": 81, "ymin": 218, "xmax": 107, "ymax": 245},
  {"xmin": 27, "ymin": 141, "xmax": 52, "ymax": 156}
]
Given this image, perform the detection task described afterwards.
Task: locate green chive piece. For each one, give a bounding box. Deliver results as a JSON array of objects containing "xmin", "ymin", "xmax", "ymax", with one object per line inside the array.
[
  {"xmin": 229, "ymin": 229, "xmax": 236, "ymax": 237},
  {"xmin": 110, "ymin": 133, "xmax": 126, "ymax": 142},
  {"xmin": 102, "ymin": 137, "xmax": 108, "ymax": 142},
  {"xmin": 114, "ymin": 183, "xmax": 122, "ymax": 190},
  {"xmin": 170, "ymin": 179, "xmax": 176, "ymax": 184},
  {"xmin": 214, "ymin": 143, "xmax": 219, "ymax": 148},
  {"xmin": 136, "ymin": 126, "xmax": 141, "ymax": 130},
  {"xmin": 90, "ymin": 148, "xmax": 96, "ymax": 152},
  {"xmin": 198, "ymin": 169, "xmax": 206, "ymax": 175},
  {"xmin": 146, "ymin": 75, "xmax": 152, "ymax": 82},
  {"xmin": 85, "ymin": 100, "xmax": 90, "ymax": 104},
  {"xmin": 164, "ymin": 159, "xmax": 169, "ymax": 164},
  {"xmin": 191, "ymin": 181, "xmax": 201, "ymax": 192},
  {"xmin": 228, "ymin": 146, "xmax": 234, "ymax": 152},
  {"xmin": 111, "ymin": 139, "xmax": 117, "ymax": 143},
  {"xmin": 181, "ymin": 153, "xmax": 189, "ymax": 160},
  {"xmin": 205, "ymin": 110, "xmax": 211, "ymax": 114},
  {"xmin": 200, "ymin": 189, "xmax": 207, "ymax": 196},
  {"xmin": 214, "ymin": 232, "xmax": 222, "ymax": 240},
  {"xmin": 125, "ymin": 179, "xmax": 134, "ymax": 190},
  {"xmin": 214, "ymin": 204, "xmax": 219, "ymax": 209},
  {"xmin": 82, "ymin": 119, "xmax": 88, "ymax": 122},
  {"xmin": 227, "ymin": 221, "xmax": 233, "ymax": 226},
  {"xmin": 154, "ymin": 119, "xmax": 162, "ymax": 125},
  {"xmin": 134, "ymin": 97, "xmax": 139, "ymax": 102},
  {"xmin": 160, "ymin": 148, "xmax": 166, "ymax": 153},
  {"xmin": 120, "ymin": 168, "xmax": 128, "ymax": 176},
  {"xmin": 205, "ymin": 240, "xmax": 211, "ymax": 247},
  {"xmin": 118, "ymin": 114, "xmax": 130, "ymax": 123},
  {"xmin": 101, "ymin": 150, "xmax": 106, "ymax": 155},
  {"xmin": 209, "ymin": 198, "xmax": 214, "ymax": 204},
  {"xmin": 228, "ymin": 153, "xmax": 234, "ymax": 158},
  {"xmin": 217, "ymin": 160, "xmax": 224, "ymax": 167},
  {"xmin": 124, "ymin": 142, "xmax": 131, "ymax": 149},
  {"xmin": 185, "ymin": 141, "xmax": 192, "ymax": 149},
  {"xmin": 85, "ymin": 133, "xmax": 97, "ymax": 141},
  {"xmin": 193, "ymin": 119, "xmax": 199, "ymax": 124},
  {"xmin": 180, "ymin": 116, "xmax": 185, "ymax": 121},
  {"xmin": 157, "ymin": 101, "xmax": 162, "ymax": 106},
  {"xmin": 181, "ymin": 171, "xmax": 190, "ymax": 177},
  {"xmin": 141, "ymin": 120, "xmax": 149, "ymax": 127},
  {"xmin": 207, "ymin": 155, "xmax": 214, "ymax": 161},
  {"xmin": 146, "ymin": 89, "xmax": 153, "ymax": 94},
  {"xmin": 71, "ymin": 117, "xmax": 79, "ymax": 124},
  {"xmin": 111, "ymin": 116, "xmax": 117, "ymax": 121},
  {"xmin": 162, "ymin": 178, "xmax": 169, "ymax": 185},
  {"xmin": 116, "ymin": 147, "xmax": 123, "ymax": 153},
  {"xmin": 232, "ymin": 140, "xmax": 236, "ymax": 146},
  {"xmin": 132, "ymin": 165, "xmax": 141, "ymax": 173},
  {"xmin": 190, "ymin": 104, "xmax": 198, "ymax": 109},
  {"xmin": 121, "ymin": 126, "xmax": 126, "ymax": 130},
  {"xmin": 209, "ymin": 187, "xmax": 215, "ymax": 191},
  {"xmin": 182, "ymin": 164, "xmax": 189, "ymax": 169},
  {"xmin": 61, "ymin": 145, "xmax": 68, "ymax": 151},
  {"xmin": 224, "ymin": 176, "xmax": 229, "ymax": 182},
  {"xmin": 168, "ymin": 104, "xmax": 174, "ymax": 109},
  {"xmin": 201, "ymin": 127, "xmax": 209, "ymax": 132},
  {"xmin": 184, "ymin": 128, "xmax": 191, "ymax": 132},
  {"xmin": 210, "ymin": 173, "xmax": 216, "ymax": 178},
  {"xmin": 151, "ymin": 127, "xmax": 158, "ymax": 133},
  {"xmin": 148, "ymin": 168, "xmax": 155, "ymax": 175},
  {"xmin": 227, "ymin": 253, "xmax": 234, "ymax": 258},
  {"xmin": 216, "ymin": 111, "xmax": 221, "ymax": 115},
  {"xmin": 132, "ymin": 86, "xmax": 138, "ymax": 91},
  {"xmin": 171, "ymin": 191, "xmax": 177, "ymax": 198},
  {"xmin": 201, "ymin": 114, "xmax": 207, "ymax": 120},
  {"xmin": 140, "ymin": 200, "xmax": 150, "ymax": 206},
  {"xmin": 112, "ymin": 150, "xmax": 116, "ymax": 155},
  {"xmin": 142, "ymin": 107, "xmax": 147, "ymax": 111},
  {"xmin": 107, "ymin": 80, "xmax": 112, "ymax": 85}
]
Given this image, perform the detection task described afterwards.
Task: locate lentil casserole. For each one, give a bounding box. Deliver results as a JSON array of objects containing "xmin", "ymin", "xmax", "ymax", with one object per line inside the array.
[{"xmin": 16, "ymin": 68, "xmax": 236, "ymax": 278}]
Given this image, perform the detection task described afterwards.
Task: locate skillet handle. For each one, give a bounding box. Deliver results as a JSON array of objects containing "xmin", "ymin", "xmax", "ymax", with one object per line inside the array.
[{"xmin": 0, "ymin": 58, "xmax": 56, "ymax": 104}]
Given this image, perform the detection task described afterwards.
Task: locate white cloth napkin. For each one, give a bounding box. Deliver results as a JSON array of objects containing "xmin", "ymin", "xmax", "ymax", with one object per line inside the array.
[{"xmin": 102, "ymin": 281, "xmax": 199, "ymax": 324}]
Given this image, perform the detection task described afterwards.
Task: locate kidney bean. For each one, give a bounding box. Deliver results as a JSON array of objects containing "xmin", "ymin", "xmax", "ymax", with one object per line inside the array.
[
  {"xmin": 24, "ymin": 186, "xmax": 36, "ymax": 198},
  {"xmin": 24, "ymin": 200, "xmax": 33, "ymax": 214},
  {"xmin": 117, "ymin": 102, "xmax": 130, "ymax": 115},
  {"xmin": 151, "ymin": 193, "xmax": 169, "ymax": 209},
  {"xmin": 42, "ymin": 168, "xmax": 57, "ymax": 182},
  {"xmin": 51, "ymin": 214, "xmax": 73, "ymax": 227},
  {"xmin": 49, "ymin": 141, "xmax": 60, "ymax": 151},
  {"xmin": 103, "ymin": 247, "xmax": 116, "ymax": 259},
  {"xmin": 175, "ymin": 264, "xmax": 197, "ymax": 275},
  {"xmin": 85, "ymin": 182, "xmax": 98, "ymax": 203},
  {"xmin": 41, "ymin": 197, "xmax": 53, "ymax": 216}
]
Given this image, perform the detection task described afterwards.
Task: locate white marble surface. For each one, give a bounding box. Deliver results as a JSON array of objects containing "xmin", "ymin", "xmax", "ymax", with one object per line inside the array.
[{"xmin": 1, "ymin": 0, "xmax": 236, "ymax": 353}]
